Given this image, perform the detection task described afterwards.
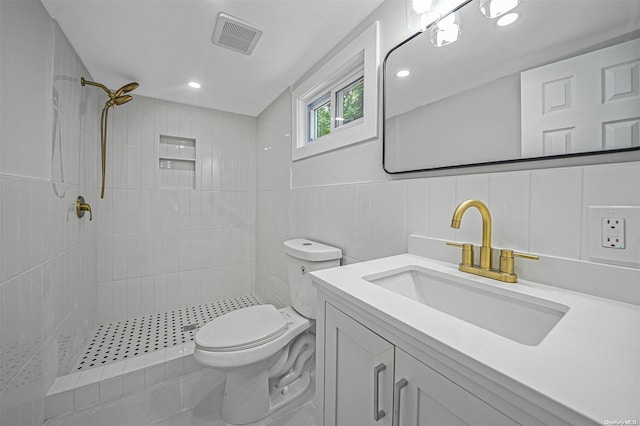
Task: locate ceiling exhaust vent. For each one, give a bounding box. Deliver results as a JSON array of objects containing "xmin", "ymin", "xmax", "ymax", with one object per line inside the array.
[{"xmin": 211, "ymin": 13, "xmax": 263, "ymax": 55}]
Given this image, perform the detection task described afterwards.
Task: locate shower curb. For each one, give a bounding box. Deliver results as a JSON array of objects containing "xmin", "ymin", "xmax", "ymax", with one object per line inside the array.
[{"xmin": 44, "ymin": 341, "xmax": 201, "ymax": 420}]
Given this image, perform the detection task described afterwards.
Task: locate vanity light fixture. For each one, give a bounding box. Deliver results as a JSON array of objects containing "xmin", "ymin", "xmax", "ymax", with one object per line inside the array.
[
  {"xmin": 188, "ymin": 81, "xmax": 201, "ymax": 89},
  {"xmin": 495, "ymin": 12, "xmax": 520, "ymax": 27},
  {"xmin": 479, "ymin": 0, "xmax": 520, "ymax": 19},
  {"xmin": 407, "ymin": 0, "xmax": 440, "ymax": 31},
  {"xmin": 396, "ymin": 70, "xmax": 411, "ymax": 78},
  {"xmin": 429, "ymin": 12, "xmax": 460, "ymax": 47}
]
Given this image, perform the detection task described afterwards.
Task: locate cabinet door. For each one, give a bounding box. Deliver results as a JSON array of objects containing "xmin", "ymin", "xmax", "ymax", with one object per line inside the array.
[
  {"xmin": 324, "ymin": 303, "xmax": 394, "ymax": 426},
  {"xmin": 394, "ymin": 349, "xmax": 517, "ymax": 426}
]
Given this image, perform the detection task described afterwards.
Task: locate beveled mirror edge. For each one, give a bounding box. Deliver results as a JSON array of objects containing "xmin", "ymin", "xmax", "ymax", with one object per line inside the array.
[{"xmin": 381, "ymin": 0, "xmax": 640, "ymax": 177}]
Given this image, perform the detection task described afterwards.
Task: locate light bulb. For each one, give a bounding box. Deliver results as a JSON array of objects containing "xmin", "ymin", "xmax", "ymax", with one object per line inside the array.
[
  {"xmin": 412, "ymin": 0, "xmax": 430, "ymax": 14},
  {"xmin": 188, "ymin": 81, "xmax": 201, "ymax": 89},
  {"xmin": 430, "ymin": 12, "xmax": 460, "ymax": 47},
  {"xmin": 437, "ymin": 12, "xmax": 457, "ymax": 29},
  {"xmin": 407, "ymin": 0, "xmax": 440, "ymax": 32}
]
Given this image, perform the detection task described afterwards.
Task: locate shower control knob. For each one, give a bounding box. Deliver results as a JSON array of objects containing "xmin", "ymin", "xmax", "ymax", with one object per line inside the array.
[{"xmin": 76, "ymin": 196, "xmax": 93, "ymax": 221}]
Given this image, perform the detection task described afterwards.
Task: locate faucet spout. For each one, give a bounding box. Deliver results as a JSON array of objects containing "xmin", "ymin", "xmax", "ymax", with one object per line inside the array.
[{"xmin": 451, "ymin": 199, "xmax": 492, "ymax": 269}]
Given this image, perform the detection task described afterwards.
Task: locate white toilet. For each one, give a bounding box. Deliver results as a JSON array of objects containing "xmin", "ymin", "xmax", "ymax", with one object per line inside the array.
[{"xmin": 193, "ymin": 239, "xmax": 342, "ymax": 425}]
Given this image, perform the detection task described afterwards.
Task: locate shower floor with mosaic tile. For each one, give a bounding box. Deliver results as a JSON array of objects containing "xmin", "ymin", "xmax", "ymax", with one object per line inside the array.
[{"xmin": 73, "ymin": 295, "xmax": 262, "ymax": 372}]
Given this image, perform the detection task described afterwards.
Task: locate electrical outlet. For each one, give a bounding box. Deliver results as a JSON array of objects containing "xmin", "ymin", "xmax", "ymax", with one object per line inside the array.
[
  {"xmin": 601, "ymin": 218, "xmax": 625, "ymax": 248},
  {"xmin": 588, "ymin": 206, "xmax": 640, "ymax": 267}
]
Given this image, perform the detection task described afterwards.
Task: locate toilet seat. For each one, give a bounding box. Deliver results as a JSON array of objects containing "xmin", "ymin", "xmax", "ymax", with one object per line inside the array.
[
  {"xmin": 194, "ymin": 306, "xmax": 312, "ymax": 370},
  {"xmin": 195, "ymin": 305, "xmax": 288, "ymax": 352}
]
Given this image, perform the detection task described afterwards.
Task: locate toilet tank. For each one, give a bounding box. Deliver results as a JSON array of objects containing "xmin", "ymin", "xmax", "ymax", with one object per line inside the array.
[{"xmin": 284, "ymin": 239, "xmax": 342, "ymax": 319}]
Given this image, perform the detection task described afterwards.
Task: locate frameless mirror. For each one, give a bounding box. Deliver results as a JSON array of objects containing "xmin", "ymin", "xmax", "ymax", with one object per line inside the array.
[{"xmin": 383, "ymin": 0, "xmax": 640, "ymax": 174}]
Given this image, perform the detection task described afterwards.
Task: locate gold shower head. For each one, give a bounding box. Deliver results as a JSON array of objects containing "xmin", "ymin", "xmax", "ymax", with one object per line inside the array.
[
  {"xmin": 81, "ymin": 77, "xmax": 139, "ymax": 103},
  {"xmin": 114, "ymin": 82, "xmax": 139, "ymax": 97},
  {"xmin": 107, "ymin": 95, "xmax": 134, "ymax": 107},
  {"xmin": 81, "ymin": 76, "xmax": 139, "ymax": 199}
]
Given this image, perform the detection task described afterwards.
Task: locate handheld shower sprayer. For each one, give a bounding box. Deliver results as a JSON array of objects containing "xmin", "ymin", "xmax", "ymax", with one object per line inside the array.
[{"xmin": 81, "ymin": 77, "xmax": 139, "ymax": 198}]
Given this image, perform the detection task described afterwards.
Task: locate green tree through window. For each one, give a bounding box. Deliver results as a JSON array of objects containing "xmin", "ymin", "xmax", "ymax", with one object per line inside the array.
[
  {"xmin": 340, "ymin": 78, "xmax": 364, "ymax": 126},
  {"xmin": 315, "ymin": 101, "xmax": 331, "ymax": 139}
]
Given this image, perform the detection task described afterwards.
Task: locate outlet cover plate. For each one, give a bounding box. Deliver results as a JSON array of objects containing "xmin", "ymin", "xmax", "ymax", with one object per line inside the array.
[
  {"xmin": 601, "ymin": 218, "xmax": 625, "ymax": 248},
  {"xmin": 588, "ymin": 206, "xmax": 640, "ymax": 267}
]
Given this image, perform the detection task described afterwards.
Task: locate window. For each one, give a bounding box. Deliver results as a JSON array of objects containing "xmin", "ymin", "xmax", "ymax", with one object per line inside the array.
[
  {"xmin": 308, "ymin": 93, "xmax": 332, "ymax": 141},
  {"xmin": 292, "ymin": 22, "xmax": 379, "ymax": 161},
  {"xmin": 307, "ymin": 68, "xmax": 364, "ymax": 142},
  {"xmin": 336, "ymin": 75, "xmax": 364, "ymax": 128}
]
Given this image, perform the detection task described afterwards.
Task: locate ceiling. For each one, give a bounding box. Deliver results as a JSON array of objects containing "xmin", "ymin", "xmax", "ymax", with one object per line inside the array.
[{"xmin": 41, "ymin": 0, "xmax": 385, "ymax": 117}]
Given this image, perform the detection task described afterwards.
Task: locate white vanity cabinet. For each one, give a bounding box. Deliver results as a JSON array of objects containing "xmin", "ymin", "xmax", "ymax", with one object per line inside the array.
[
  {"xmin": 312, "ymin": 243, "xmax": 636, "ymax": 425},
  {"xmin": 324, "ymin": 304, "xmax": 394, "ymax": 425},
  {"xmin": 322, "ymin": 303, "xmax": 517, "ymax": 426}
]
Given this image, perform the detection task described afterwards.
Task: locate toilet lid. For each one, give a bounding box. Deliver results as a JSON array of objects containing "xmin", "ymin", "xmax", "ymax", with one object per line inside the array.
[{"xmin": 195, "ymin": 305, "xmax": 288, "ymax": 351}]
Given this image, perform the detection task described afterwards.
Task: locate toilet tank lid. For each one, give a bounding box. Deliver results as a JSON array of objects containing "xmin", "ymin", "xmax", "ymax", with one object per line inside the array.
[{"xmin": 284, "ymin": 239, "xmax": 342, "ymax": 262}]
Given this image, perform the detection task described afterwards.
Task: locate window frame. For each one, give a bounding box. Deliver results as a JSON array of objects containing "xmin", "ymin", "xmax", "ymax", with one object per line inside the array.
[
  {"xmin": 292, "ymin": 21, "xmax": 379, "ymax": 161},
  {"xmin": 308, "ymin": 92, "xmax": 331, "ymax": 142}
]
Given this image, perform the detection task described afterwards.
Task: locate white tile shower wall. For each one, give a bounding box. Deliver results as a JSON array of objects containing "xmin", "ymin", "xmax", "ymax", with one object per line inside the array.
[
  {"xmin": 97, "ymin": 96, "xmax": 257, "ymax": 324},
  {"xmin": 254, "ymin": 89, "xmax": 640, "ymax": 308},
  {"xmin": 0, "ymin": 3, "xmax": 101, "ymax": 425}
]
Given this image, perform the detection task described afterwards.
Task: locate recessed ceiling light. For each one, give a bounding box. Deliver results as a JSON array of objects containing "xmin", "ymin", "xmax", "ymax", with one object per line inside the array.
[
  {"xmin": 188, "ymin": 81, "xmax": 201, "ymax": 89},
  {"xmin": 496, "ymin": 12, "xmax": 519, "ymax": 27},
  {"xmin": 396, "ymin": 70, "xmax": 411, "ymax": 78}
]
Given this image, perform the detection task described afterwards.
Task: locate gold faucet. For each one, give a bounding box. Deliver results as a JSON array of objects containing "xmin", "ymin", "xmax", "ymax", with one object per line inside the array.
[
  {"xmin": 448, "ymin": 199, "xmax": 538, "ymax": 283},
  {"xmin": 451, "ymin": 199, "xmax": 493, "ymax": 269}
]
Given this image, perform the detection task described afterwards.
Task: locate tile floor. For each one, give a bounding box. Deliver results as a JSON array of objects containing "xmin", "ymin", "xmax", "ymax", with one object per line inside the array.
[
  {"xmin": 45, "ymin": 367, "xmax": 316, "ymax": 426},
  {"xmin": 74, "ymin": 296, "xmax": 262, "ymax": 372}
]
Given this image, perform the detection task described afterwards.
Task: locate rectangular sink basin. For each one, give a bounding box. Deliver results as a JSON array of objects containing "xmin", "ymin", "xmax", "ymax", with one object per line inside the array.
[{"xmin": 363, "ymin": 266, "xmax": 568, "ymax": 346}]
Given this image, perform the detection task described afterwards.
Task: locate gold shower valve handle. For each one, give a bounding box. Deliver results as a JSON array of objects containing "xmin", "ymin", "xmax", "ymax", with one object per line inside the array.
[{"xmin": 76, "ymin": 196, "xmax": 93, "ymax": 221}]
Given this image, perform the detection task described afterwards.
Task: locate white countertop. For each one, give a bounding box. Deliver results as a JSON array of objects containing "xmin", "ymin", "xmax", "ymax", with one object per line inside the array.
[{"xmin": 311, "ymin": 253, "xmax": 640, "ymax": 423}]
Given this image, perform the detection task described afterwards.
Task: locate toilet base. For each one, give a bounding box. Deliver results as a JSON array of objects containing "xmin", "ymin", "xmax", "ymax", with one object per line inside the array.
[{"xmin": 220, "ymin": 367, "xmax": 311, "ymax": 425}]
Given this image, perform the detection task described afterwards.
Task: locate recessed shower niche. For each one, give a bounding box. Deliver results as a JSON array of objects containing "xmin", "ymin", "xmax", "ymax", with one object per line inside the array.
[{"xmin": 158, "ymin": 134, "xmax": 197, "ymax": 189}]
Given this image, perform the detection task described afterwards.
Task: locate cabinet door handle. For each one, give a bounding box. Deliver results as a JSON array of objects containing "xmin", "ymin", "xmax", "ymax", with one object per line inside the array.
[
  {"xmin": 392, "ymin": 378, "xmax": 408, "ymax": 426},
  {"xmin": 373, "ymin": 363, "xmax": 386, "ymax": 421}
]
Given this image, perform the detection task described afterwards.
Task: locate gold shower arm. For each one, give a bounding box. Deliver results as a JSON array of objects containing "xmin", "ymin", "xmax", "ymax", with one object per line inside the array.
[{"xmin": 81, "ymin": 77, "xmax": 112, "ymax": 96}]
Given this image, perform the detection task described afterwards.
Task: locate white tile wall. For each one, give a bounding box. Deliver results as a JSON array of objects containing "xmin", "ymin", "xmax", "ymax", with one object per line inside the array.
[
  {"xmin": 97, "ymin": 96, "xmax": 257, "ymax": 324},
  {"xmin": 254, "ymin": 88, "xmax": 640, "ymax": 308},
  {"xmin": 1, "ymin": 8, "xmax": 101, "ymax": 425}
]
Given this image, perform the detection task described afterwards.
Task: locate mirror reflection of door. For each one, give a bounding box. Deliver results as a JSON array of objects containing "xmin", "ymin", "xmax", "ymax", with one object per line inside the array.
[
  {"xmin": 521, "ymin": 38, "xmax": 640, "ymax": 157},
  {"xmin": 383, "ymin": 0, "xmax": 640, "ymax": 174}
]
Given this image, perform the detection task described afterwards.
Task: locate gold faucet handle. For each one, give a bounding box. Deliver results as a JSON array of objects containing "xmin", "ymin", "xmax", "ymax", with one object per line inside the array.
[
  {"xmin": 446, "ymin": 242, "xmax": 474, "ymax": 266},
  {"xmin": 514, "ymin": 251, "xmax": 539, "ymax": 261},
  {"xmin": 499, "ymin": 249, "xmax": 538, "ymax": 274}
]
